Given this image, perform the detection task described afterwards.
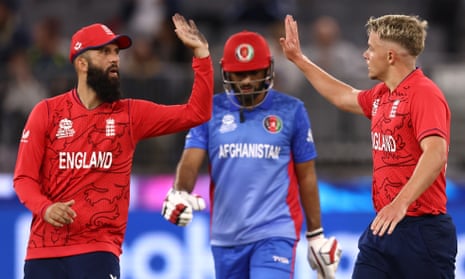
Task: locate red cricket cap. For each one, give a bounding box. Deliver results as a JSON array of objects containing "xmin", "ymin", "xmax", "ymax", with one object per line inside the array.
[{"xmin": 69, "ymin": 23, "xmax": 132, "ymax": 62}]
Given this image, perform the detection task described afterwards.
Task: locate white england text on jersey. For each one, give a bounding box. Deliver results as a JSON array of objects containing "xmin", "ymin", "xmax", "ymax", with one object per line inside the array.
[
  {"xmin": 219, "ymin": 143, "xmax": 281, "ymax": 159},
  {"xmin": 58, "ymin": 151, "xmax": 113, "ymax": 169},
  {"xmin": 371, "ymin": 132, "xmax": 396, "ymax": 152}
]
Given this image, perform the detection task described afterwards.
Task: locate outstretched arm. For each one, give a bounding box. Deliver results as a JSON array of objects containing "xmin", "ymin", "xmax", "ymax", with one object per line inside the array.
[
  {"xmin": 280, "ymin": 15, "xmax": 363, "ymax": 115},
  {"xmin": 172, "ymin": 13, "xmax": 209, "ymax": 59}
]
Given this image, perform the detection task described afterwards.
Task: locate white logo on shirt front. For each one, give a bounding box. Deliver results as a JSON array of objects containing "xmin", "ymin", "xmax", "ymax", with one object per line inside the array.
[
  {"xmin": 219, "ymin": 114, "xmax": 237, "ymax": 133},
  {"xmin": 106, "ymin": 118, "xmax": 115, "ymax": 136},
  {"xmin": 109, "ymin": 274, "xmax": 117, "ymax": 279},
  {"xmin": 56, "ymin": 118, "xmax": 75, "ymax": 139}
]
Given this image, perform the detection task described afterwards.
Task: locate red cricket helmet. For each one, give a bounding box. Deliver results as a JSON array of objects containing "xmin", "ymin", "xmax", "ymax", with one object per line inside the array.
[
  {"xmin": 220, "ymin": 31, "xmax": 272, "ymax": 72},
  {"xmin": 220, "ymin": 31, "xmax": 274, "ymax": 109}
]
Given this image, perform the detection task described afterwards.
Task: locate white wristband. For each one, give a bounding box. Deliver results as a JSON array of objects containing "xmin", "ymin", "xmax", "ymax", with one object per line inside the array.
[{"xmin": 306, "ymin": 227, "xmax": 324, "ymax": 238}]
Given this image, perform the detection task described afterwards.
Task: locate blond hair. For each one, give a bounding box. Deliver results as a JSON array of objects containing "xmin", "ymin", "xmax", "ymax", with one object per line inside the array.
[{"xmin": 366, "ymin": 14, "xmax": 427, "ymax": 57}]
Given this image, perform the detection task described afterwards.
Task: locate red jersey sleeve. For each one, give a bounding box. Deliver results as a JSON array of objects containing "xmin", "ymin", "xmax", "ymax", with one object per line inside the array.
[
  {"xmin": 13, "ymin": 100, "xmax": 52, "ymax": 217},
  {"xmin": 410, "ymin": 84, "xmax": 450, "ymax": 142}
]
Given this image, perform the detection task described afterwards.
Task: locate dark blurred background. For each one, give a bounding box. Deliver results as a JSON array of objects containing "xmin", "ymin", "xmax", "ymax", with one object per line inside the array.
[
  {"xmin": 0, "ymin": 0, "xmax": 464, "ymax": 179},
  {"xmin": 1, "ymin": 1, "xmax": 465, "ymax": 278}
]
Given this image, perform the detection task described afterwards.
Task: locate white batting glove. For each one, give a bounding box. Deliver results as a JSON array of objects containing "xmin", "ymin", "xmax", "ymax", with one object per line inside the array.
[
  {"xmin": 307, "ymin": 228, "xmax": 342, "ymax": 279},
  {"xmin": 162, "ymin": 188, "xmax": 206, "ymax": 226}
]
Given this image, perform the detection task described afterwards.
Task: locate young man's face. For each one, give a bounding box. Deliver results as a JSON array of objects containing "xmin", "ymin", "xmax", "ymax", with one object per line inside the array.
[
  {"xmin": 364, "ymin": 32, "xmax": 390, "ymax": 81},
  {"xmin": 228, "ymin": 69, "xmax": 268, "ymax": 107}
]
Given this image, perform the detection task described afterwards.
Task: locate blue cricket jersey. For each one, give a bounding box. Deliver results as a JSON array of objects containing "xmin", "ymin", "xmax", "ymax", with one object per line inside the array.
[{"xmin": 185, "ymin": 89, "xmax": 317, "ymax": 246}]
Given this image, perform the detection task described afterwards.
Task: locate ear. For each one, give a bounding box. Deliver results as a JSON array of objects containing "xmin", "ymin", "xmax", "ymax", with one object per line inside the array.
[
  {"xmin": 387, "ymin": 50, "xmax": 394, "ymax": 63},
  {"xmin": 76, "ymin": 56, "xmax": 88, "ymax": 71}
]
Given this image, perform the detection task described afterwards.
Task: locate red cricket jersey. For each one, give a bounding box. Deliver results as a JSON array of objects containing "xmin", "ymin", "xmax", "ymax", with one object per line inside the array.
[
  {"xmin": 358, "ymin": 69, "xmax": 450, "ymax": 216},
  {"xmin": 13, "ymin": 57, "xmax": 213, "ymax": 260}
]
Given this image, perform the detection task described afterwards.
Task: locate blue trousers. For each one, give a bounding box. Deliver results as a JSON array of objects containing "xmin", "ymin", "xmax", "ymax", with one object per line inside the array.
[
  {"xmin": 24, "ymin": 251, "xmax": 119, "ymax": 279},
  {"xmin": 211, "ymin": 237, "xmax": 298, "ymax": 279},
  {"xmin": 352, "ymin": 214, "xmax": 457, "ymax": 279}
]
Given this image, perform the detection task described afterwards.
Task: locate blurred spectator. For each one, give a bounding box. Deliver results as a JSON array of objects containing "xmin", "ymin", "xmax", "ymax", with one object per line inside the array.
[
  {"xmin": 302, "ymin": 16, "xmax": 372, "ymax": 142},
  {"xmin": 0, "ymin": 49, "xmax": 47, "ymax": 171},
  {"xmin": 114, "ymin": 0, "xmax": 190, "ymax": 63},
  {"xmin": 120, "ymin": 34, "xmax": 163, "ymax": 80},
  {"xmin": 0, "ymin": 0, "xmax": 29, "ymax": 62},
  {"xmin": 267, "ymin": 21, "xmax": 307, "ymax": 94},
  {"xmin": 27, "ymin": 16, "xmax": 73, "ymax": 96},
  {"xmin": 125, "ymin": 0, "xmax": 167, "ymax": 38},
  {"xmin": 303, "ymin": 15, "xmax": 367, "ymax": 86},
  {"xmin": 426, "ymin": 0, "xmax": 464, "ymax": 59},
  {"xmin": 227, "ymin": 0, "xmax": 296, "ymax": 24}
]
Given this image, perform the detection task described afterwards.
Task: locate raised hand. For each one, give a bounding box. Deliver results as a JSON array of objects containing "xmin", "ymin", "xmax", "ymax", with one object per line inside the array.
[
  {"xmin": 172, "ymin": 13, "xmax": 209, "ymax": 58},
  {"xmin": 279, "ymin": 14, "xmax": 304, "ymax": 63}
]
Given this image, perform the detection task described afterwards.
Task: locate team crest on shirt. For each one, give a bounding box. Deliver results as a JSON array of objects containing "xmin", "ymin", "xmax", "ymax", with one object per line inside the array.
[
  {"xmin": 263, "ymin": 115, "xmax": 282, "ymax": 134},
  {"xmin": 219, "ymin": 114, "xmax": 237, "ymax": 133},
  {"xmin": 106, "ymin": 118, "xmax": 115, "ymax": 136},
  {"xmin": 56, "ymin": 118, "xmax": 75, "ymax": 139}
]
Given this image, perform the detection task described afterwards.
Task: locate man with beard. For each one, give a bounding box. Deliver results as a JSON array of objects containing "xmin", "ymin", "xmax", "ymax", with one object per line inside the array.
[
  {"xmin": 13, "ymin": 13, "xmax": 213, "ymax": 279},
  {"xmin": 161, "ymin": 30, "xmax": 341, "ymax": 279}
]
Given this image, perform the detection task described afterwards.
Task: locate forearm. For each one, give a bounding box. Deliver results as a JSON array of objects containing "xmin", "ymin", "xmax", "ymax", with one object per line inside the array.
[
  {"xmin": 173, "ymin": 148, "xmax": 206, "ymax": 193},
  {"xmin": 300, "ymin": 182, "xmax": 322, "ymax": 231},
  {"xmin": 174, "ymin": 165, "xmax": 199, "ymax": 193},
  {"xmin": 394, "ymin": 142, "xmax": 447, "ymax": 207},
  {"xmin": 185, "ymin": 56, "xmax": 213, "ymax": 123},
  {"xmin": 296, "ymin": 161, "xmax": 322, "ymax": 231},
  {"xmin": 14, "ymin": 176, "xmax": 52, "ymax": 217},
  {"xmin": 292, "ymin": 54, "xmax": 362, "ymax": 113}
]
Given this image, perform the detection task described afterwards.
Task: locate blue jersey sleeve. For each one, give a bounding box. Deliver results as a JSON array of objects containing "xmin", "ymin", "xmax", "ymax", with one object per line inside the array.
[
  {"xmin": 185, "ymin": 122, "xmax": 209, "ymax": 150},
  {"xmin": 291, "ymin": 103, "xmax": 317, "ymax": 163}
]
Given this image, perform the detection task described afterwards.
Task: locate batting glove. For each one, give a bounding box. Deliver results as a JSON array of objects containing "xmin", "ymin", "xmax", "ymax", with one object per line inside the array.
[
  {"xmin": 307, "ymin": 228, "xmax": 342, "ymax": 279},
  {"xmin": 162, "ymin": 188, "xmax": 206, "ymax": 226}
]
